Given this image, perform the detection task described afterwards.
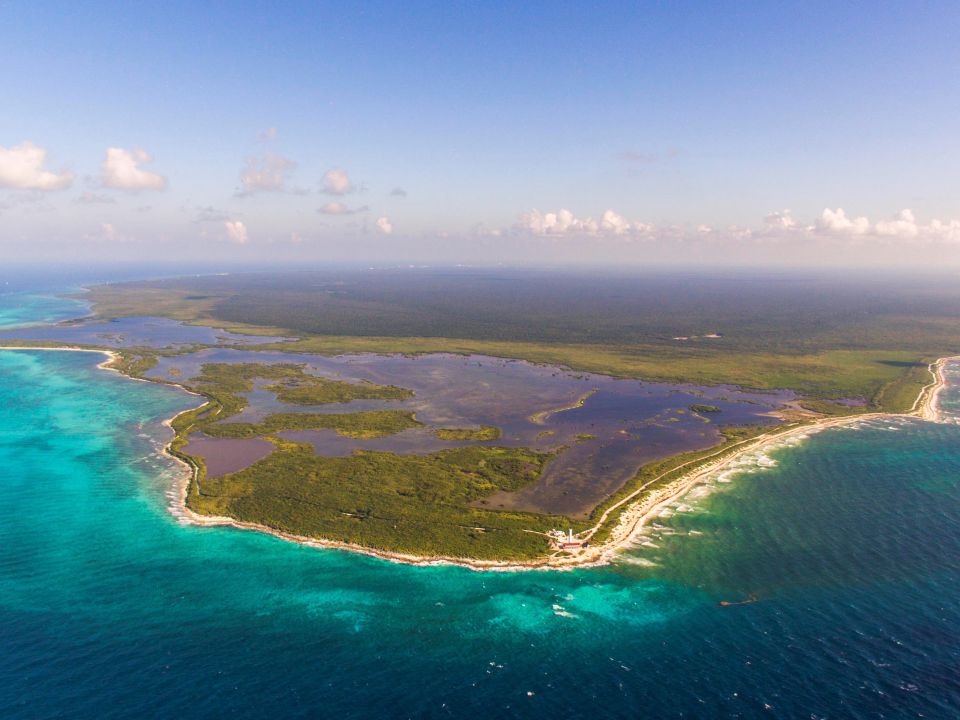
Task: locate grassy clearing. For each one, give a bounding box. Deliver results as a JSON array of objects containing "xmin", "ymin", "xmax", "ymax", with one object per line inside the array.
[
  {"xmin": 187, "ymin": 440, "xmax": 565, "ymax": 559},
  {"xmin": 205, "ymin": 410, "xmax": 421, "ymax": 439},
  {"xmin": 434, "ymin": 426, "xmax": 502, "ymax": 441}
]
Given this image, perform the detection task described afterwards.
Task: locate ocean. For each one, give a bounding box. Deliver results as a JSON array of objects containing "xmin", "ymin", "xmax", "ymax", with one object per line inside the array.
[{"xmin": 1, "ymin": 287, "xmax": 959, "ymax": 718}]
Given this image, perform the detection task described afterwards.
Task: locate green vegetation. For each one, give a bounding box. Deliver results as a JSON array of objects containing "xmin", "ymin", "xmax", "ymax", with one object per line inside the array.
[
  {"xmin": 187, "ymin": 440, "xmax": 567, "ymax": 559},
  {"xmin": 690, "ymin": 404, "xmax": 721, "ymax": 413},
  {"xmin": 586, "ymin": 425, "xmax": 771, "ymax": 545},
  {"xmin": 111, "ymin": 351, "xmax": 159, "ymax": 377},
  {"xmin": 165, "ymin": 360, "xmax": 564, "ymax": 558},
  {"xmin": 434, "ymin": 426, "xmax": 501, "ymax": 441},
  {"xmin": 575, "ymin": 433, "xmax": 596, "ymax": 441},
  {"xmin": 205, "ymin": 410, "xmax": 421, "ymax": 439},
  {"xmin": 263, "ymin": 377, "xmax": 411, "ymax": 405},
  {"xmin": 164, "ymin": 362, "xmax": 419, "ymax": 437},
  {"xmin": 195, "ymin": 362, "xmax": 411, "ymax": 404},
  {"xmin": 85, "ymin": 270, "xmax": 959, "ymax": 413},
  {"xmin": 66, "ymin": 269, "xmax": 957, "ymax": 560}
]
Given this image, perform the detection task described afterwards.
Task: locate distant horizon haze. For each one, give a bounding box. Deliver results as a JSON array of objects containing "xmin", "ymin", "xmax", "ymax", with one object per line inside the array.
[{"xmin": 2, "ymin": 2, "xmax": 959, "ymax": 267}]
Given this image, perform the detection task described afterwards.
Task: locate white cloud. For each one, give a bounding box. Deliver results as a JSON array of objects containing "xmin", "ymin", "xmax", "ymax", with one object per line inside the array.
[
  {"xmin": 874, "ymin": 208, "xmax": 918, "ymax": 238},
  {"xmin": 0, "ymin": 142, "xmax": 74, "ymax": 190},
  {"xmin": 927, "ymin": 218, "xmax": 960, "ymax": 242},
  {"xmin": 101, "ymin": 147, "xmax": 167, "ymax": 191},
  {"xmin": 101, "ymin": 223, "xmax": 118, "ymax": 241},
  {"xmin": 509, "ymin": 205, "xmax": 960, "ymax": 247},
  {"xmin": 807, "ymin": 207, "xmax": 960, "ymax": 241},
  {"xmin": 258, "ymin": 127, "xmax": 278, "ymax": 142},
  {"xmin": 518, "ymin": 208, "xmax": 597, "ymax": 235},
  {"xmin": 517, "ymin": 208, "xmax": 651, "ymax": 236},
  {"xmin": 375, "ymin": 216, "xmax": 393, "ymax": 235},
  {"xmin": 601, "ymin": 209, "xmax": 634, "ymax": 235},
  {"xmin": 759, "ymin": 207, "xmax": 960, "ymax": 244},
  {"xmin": 319, "ymin": 201, "xmax": 368, "ymax": 215},
  {"xmin": 763, "ymin": 209, "xmax": 797, "ymax": 229},
  {"xmin": 238, "ymin": 152, "xmax": 296, "ymax": 194},
  {"xmin": 816, "ymin": 207, "xmax": 870, "ymax": 235},
  {"xmin": 224, "ymin": 220, "xmax": 248, "ymax": 244},
  {"xmin": 322, "ymin": 167, "xmax": 354, "ymax": 195}
]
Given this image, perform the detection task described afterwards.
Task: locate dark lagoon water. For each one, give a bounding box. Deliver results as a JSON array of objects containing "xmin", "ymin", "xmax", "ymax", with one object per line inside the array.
[
  {"xmin": 154, "ymin": 348, "xmax": 792, "ymax": 516},
  {"xmin": 1, "ymin": 288, "xmax": 960, "ymax": 718}
]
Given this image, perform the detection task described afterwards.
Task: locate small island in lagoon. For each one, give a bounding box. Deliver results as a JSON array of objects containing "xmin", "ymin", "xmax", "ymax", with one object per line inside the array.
[{"xmin": 1, "ymin": 269, "xmax": 953, "ymax": 568}]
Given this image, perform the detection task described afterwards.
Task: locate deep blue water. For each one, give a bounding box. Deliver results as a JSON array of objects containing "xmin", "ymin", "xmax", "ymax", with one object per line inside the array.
[{"xmin": 1, "ymin": 288, "xmax": 960, "ymax": 718}]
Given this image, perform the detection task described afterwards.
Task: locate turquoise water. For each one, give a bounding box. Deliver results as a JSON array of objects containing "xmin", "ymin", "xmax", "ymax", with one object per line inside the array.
[
  {"xmin": 2, "ymin": 305, "xmax": 960, "ymax": 717},
  {"xmin": 0, "ymin": 289, "xmax": 89, "ymax": 329}
]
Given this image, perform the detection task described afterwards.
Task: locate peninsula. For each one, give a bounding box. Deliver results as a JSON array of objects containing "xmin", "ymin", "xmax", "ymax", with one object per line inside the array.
[{"xmin": 3, "ymin": 268, "xmax": 958, "ymax": 569}]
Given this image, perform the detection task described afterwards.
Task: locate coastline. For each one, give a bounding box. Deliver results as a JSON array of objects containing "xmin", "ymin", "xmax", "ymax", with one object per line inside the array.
[
  {"xmin": 917, "ymin": 356, "xmax": 954, "ymax": 422},
  {"xmin": 1, "ymin": 344, "xmax": 953, "ymax": 572},
  {"xmin": 0, "ymin": 345, "xmax": 121, "ymax": 371}
]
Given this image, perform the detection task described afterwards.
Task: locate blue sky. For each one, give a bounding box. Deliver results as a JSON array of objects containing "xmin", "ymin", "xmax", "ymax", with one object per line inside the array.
[{"xmin": 2, "ymin": 1, "xmax": 959, "ymax": 266}]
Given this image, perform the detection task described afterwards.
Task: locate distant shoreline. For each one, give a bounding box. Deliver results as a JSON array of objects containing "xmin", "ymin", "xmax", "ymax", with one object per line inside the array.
[
  {"xmin": 0, "ymin": 344, "xmax": 953, "ymax": 572},
  {"xmin": 0, "ymin": 345, "xmax": 120, "ymax": 371}
]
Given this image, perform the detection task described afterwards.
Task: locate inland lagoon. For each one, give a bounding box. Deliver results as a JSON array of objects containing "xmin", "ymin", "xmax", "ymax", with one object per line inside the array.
[{"xmin": 149, "ymin": 348, "xmax": 793, "ymax": 518}]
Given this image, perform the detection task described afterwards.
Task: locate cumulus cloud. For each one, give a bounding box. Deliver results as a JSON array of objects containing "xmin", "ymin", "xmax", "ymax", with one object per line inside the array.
[
  {"xmin": 865, "ymin": 209, "xmax": 960, "ymax": 242},
  {"xmin": 874, "ymin": 208, "xmax": 918, "ymax": 238},
  {"xmin": 101, "ymin": 147, "xmax": 167, "ymax": 191},
  {"xmin": 318, "ymin": 202, "xmax": 368, "ymax": 215},
  {"xmin": 224, "ymin": 220, "xmax": 248, "ymax": 244},
  {"xmin": 518, "ymin": 208, "xmax": 597, "ymax": 235},
  {"xmin": 759, "ymin": 207, "xmax": 960, "ymax": 243},
  {"xmin": 0, "ymin": 142, "xmax": 74, "ymax": 190},
  {"xmin": 321, "ymin": 167, "xmax": 354, "ymax": 195},
  {"xmin": 508, "ymin": 205, "xmax": 960, "ymax": 247},
  {"xmin": 375, "ymin": 216, "xmax": 393, "ymax": 235},
  {"xmin": 601, "ymin": 209, "xmax": 640, "ymax": 235},
  {"xmin": 763, "ymin": 209, "xmax": 797, "ymax": 229},
  {"xmin": 257, "ymin": 127, "xmax": 278, "ymax": 142},
  {"xmin": 238, "ymin": 152, "xmax": 296, "ymax": 194},
  {"xmin": 390, "ymin": 186, "xmax": 408, "ymax": 198},
  {"xmin": 517, "ymin": 208, "xmax": 651, "ymax": 237},
  {"xmin": 816, "ymin": 207, "xmax": 870, "ymax": 235},
  {"xmin": 926, "ymin": 218, "xmax": 960, "ymax": 241}
]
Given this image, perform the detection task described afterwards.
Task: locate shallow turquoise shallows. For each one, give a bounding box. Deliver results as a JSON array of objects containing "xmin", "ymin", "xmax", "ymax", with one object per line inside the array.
[
  {"xmin": 0, "ymin": 289, "xmax": 89, "ymax": 329},
  {"xmin": 1, "ymin": 300, "xmax": 960, "ymax": 718}
]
